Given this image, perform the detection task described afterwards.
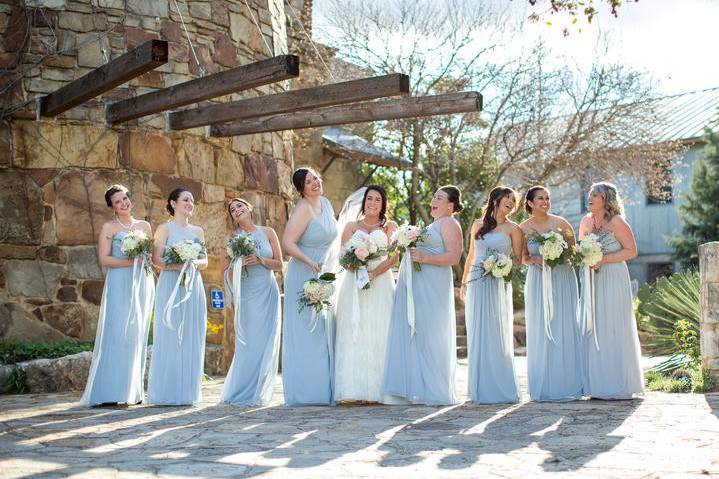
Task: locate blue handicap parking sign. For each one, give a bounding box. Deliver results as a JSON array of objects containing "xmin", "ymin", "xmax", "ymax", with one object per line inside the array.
[{"xmin": 210, "ymin": 289, "xmax": 224, "ymax": 310}]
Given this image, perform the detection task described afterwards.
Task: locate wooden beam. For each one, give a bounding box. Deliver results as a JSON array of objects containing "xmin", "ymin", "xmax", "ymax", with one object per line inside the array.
[
  {"xmin": 105, "ymin": 55, "xmax": 300, "ymax": 124},
  {"xmin": 210, "ymin": 92, "xmax": 483, "ymax": 137},
  {"xmin": 167, "ymin": 73, "xmax": 410, "ymax": 130},
  {"xmin": 38, "ymin": 40, "xmax": 168, "ymax": 117}
]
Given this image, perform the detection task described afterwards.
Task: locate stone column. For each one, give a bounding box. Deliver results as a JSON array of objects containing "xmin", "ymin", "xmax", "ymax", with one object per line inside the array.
[{"xmin": 699, "ymin": 241, "xmax": 719, "ymax": 384}]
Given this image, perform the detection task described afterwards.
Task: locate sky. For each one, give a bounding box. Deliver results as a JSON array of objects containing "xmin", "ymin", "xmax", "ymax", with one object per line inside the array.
[{"xmin": 313, "ymin": 0, "xmax": 719, "ymax": 98}]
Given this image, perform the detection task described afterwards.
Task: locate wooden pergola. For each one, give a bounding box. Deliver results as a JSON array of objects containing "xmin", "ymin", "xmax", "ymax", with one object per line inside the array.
[{"xmin": 36, "ymin": 40, "xmax": 483, "ymax": 137}]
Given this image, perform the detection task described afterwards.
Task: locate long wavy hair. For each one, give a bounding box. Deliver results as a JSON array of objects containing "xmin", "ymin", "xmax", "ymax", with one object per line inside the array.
[
  {"xmin": 590, "ymin": 181, "xmax": 624, "ymax": 219},
  {"xmin": 359, "ymin": 185, "xmax": 388, "ymax": 226},
  {"xmin": 476, "ymin": 186, "xmax": 518, "ymax": 239}
]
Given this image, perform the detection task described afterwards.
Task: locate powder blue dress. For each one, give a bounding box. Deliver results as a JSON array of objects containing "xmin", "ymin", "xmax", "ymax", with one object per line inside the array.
[
  {"xmin": 220, "ymin": 227, "xmax": 281, "ymax": 406},
  {"xmin": 465, "ymin": 232, "xmax": 520, "ymax": 404},
  {"xmin": 383, "ymin": 219, "xmax": 458, "ymax": 405},
  {"xmin": 147, "ymin": 222, "xmax": 207, "ymax": 405},
  {"xmin": 80, "ymin": 230, "xmax": 154, "ymax": 406},
  {"xmin": 525, "ymin": 238, "xmax": 583, "ymax": 401},
  {"xmin": 282, "ymin": 197, "xmax": 338, "ymax": 406},
  {"xmin": 580, "ymin": 232, "xmax": 644, "ymax": 399}
]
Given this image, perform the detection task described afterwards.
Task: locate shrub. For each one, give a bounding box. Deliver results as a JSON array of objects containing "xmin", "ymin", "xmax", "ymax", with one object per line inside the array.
[{"xmin": 0, "ymin": 340, "xmax": 94, "ymax": 365}]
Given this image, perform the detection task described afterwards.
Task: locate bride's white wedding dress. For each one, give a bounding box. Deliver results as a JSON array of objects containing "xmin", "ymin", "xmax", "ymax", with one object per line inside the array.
[{"xmin": 334, "ymin": 229, "xmax": 401, "ymax": 403}]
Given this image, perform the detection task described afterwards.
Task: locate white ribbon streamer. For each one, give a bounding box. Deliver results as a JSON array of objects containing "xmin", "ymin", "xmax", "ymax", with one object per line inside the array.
[
  {"xmin": 224, "ymin": 257, "xmax": 247, "ymax": 347},
  {"xmin": 581, "ymin": 266, "xmax": 600, "ymax": 351},
  {"xmin": 541, "ymin": 260, "xmax": 556, "ymax": 342},
  {"xmin": 399, "ymin": 253, "xmax": 416, "ymax": 336},
  {"xmin": 124, "ymin": 255, "xmax": 150, "ymax": 338},
  {"xmin": 162, "ymin": 260, "xmax": 197, "ymax": 343},
  {"xmin": 497, "ymin": 277, "xmax": 511, "ymax": 356},
  {"xmin": 350, "ymin": 269, "xmax": 362, "ymax": 342},
  {"xmin": 355, "ymin": 266, "xmax": 370, "ymax": 289}
]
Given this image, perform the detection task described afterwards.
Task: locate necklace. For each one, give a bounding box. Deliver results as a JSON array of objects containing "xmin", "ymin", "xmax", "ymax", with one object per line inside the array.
[
  {"xmin": 361, "ymin": 218, "xmax": 382, "ymax": 228},
  {"xmin": 115, "ymin": 217, "xmax": 134, "ymax": 229},
  {"xmin": 591, "ymin": 215, "xmax": 608, "ymax": 234}
]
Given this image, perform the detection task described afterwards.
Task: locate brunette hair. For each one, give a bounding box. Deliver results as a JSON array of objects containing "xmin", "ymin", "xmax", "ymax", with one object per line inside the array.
[
  {"xmin": 439, "ymin": 185, "xmax": 464, "ymax": 213},
  {"xmin": 227, "ymin": 198, "xmax": 253, "ymax": 222},
  {"xmin": 476, "ymin": 186, "xmax": 518, "ymax": 239},
  {"xmin": 292, "ymin": 167, "xmax": 320, "ymax": 197},
  {"xmin": 166, "ymin": 188, "xmax": 191, "ymax": 216},
  {"xmin": 104, "ymin": 184, "xmax": 129, "ymax": 208},
  {"xmin": 359, "ymin": 185, "xmax": 388, "ymax": 226},
  {"xmin": 524, "ymin": 185, "xmax": 548, "ymax": 214}
]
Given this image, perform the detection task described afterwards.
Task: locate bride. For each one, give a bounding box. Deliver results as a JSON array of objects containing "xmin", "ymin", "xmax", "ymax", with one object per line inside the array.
[{"xmin": 333, "ymin": 186, "xmax": 400, "ymax": 403}]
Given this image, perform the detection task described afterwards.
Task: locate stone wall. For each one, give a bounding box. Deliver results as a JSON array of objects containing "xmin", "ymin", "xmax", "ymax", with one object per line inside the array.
[
  {"xmin": 0, "ymin": 0, "xmax": 298, "ymax": 369},
  {"xmin": 700, "ymin": 241, "xmax": 719, "ymax": 384}
]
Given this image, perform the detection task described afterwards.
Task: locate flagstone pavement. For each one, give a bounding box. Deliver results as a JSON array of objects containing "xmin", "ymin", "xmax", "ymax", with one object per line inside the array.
[{"xmin": 1, "ymin": 358, "xmax": 718, "ymax": 479}]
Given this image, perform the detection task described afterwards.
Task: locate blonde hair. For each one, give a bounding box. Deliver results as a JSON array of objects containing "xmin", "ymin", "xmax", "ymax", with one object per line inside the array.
[{"xmin": 590, "ymin": 181, "xmax": 624, "ymax": 218}]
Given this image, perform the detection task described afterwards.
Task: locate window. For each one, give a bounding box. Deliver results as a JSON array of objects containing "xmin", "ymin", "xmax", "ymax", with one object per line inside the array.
[{"xmin": 647, "ymin": 262, "xmax": 674, "ymax": 284}]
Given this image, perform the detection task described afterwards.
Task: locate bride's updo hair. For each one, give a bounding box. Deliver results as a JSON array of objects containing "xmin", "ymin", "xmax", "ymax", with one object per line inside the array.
[
  {"xmin": 292, "ymin": 166, "xmax": 320, "ymax": 197},
  {"xmin": 104, "ymin": 184, "xmax": 129, "ymax": 207},
  {"xmin": 359, "ymin": 185, "xmax": 388, "ymax": 226}
]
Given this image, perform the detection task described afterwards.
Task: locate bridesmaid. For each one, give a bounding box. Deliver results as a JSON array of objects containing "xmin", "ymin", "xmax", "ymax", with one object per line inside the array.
[
  {"xmin": 220, "ymin": 198, "xmax": 283, "ymax": 406},
  {"xmin": 383, "ymin": 185, "xmax": 464, "ymax": 405},
  {"xmin": 578, "ymin": 181, "xmax": 644, "ymax": 399},
  {"xmin": 460, "ymin": 186, "xmax": 522, "ymax": 404},
  {"xmin": 81, "ymin": 185, "xmax": 154, "ymax": 406},
  {"xmin": 147, "ymin": 188, "xmax": 208, "ymax": 406},
  {"xmin": 281, "ymin": 167, "xmax": 338, "ymax": 406},
  {"xmin": 520, "ymin": 186, "xmax": 583, "ymax": 401}
]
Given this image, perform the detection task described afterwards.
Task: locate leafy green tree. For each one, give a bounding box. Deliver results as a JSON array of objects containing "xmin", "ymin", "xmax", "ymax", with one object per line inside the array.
[{"xmin": 670, "ymin": 128, "xmax": 719, "ymax": 269}]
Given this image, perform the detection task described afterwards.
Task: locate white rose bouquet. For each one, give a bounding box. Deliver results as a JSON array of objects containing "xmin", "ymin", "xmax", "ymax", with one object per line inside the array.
[
  {"xmin": 573, "ymin": 234, "xmax": 603, "ymax": 268},
  {"xmin": 120, "ymin": 229, "xmax": 154, "ymax": 273},
  {"xmin": 481, "ymin": 252, "xmax": 514, "ymax": 281},
  {"xmin": 390, "ymin": 224, "xmax": 428, "ymax": 271},
  {"xmin": 529, "ymin": 228, "xmax": 571, "ymax": 267},
  {"xmin": 164, "ymin": 238, "xmax": 206, "ymax": 285},
  {"xmin": 298, "ymin": 272, "xmax": 337, "ymax": 314},
  {"xmin": 339, "ymin": 230, "xmax": 388, "ymax": 289},
  {"xmin": 226, "ymin": 232, "xmax": 261, "ymax": 277}
]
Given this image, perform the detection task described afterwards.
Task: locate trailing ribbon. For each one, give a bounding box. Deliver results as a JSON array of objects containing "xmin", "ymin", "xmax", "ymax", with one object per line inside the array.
[
  {"xmin": 399, "ymin": 253, "xmax": 416, "ymax": 336},
  {"xmin": 541, "ymin": 260, "xmax": 556, "ymax": 342},
  {"xmin": 162, "ymin": 260, "xmax": 197, "ymax": 343},
  {"xmin": 497, "ymin": 277, "xmax": 511, "ymax": 356},
  {"xmin": 124, "ymin": 256, "xmax": 144, "ymax": 338},
  {"xmin": 350, "ymin": 269, "xmax": 362, "ymax": 342},
  {"xmin": 581, "ymin": 266, "xmax": 600, "ymax": 351},
  {"xmin": 224, "ymin": 257, "xmax": 247, "ymax": 347},
  {"xmin": 355, "ymin": 266, "xmax": 370, "ymax": 289}
]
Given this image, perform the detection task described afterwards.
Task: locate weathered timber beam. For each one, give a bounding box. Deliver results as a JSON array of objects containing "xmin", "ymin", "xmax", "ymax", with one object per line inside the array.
[
  {"xmin": 105, "ymin": 55, "xmax": 300, "ymax": 124},
  {"xmin": 167, "ymin": 73, "xmax": 410, "ymax": 130},
  {"xmin": 38, "ymin": 40, "xmax": 168, "ymax": 117},
  {"xmin": 210, "ymin": 92, "xmax": 483, "ymax": 137}
]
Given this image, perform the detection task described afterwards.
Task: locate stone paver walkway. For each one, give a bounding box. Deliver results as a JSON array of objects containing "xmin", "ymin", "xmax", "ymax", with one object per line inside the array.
[{"xmin": 1, "ymin": 359, "xmax": 718, "ymax": 478}]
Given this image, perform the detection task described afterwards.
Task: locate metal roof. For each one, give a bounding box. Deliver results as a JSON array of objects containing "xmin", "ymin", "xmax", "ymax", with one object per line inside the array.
[
  {"xmin": 322, "ymin": 127, "xmax": 411, "ymax": 168},
  {"xmin": 643, "ymin": 87, "xmax": 719, "ymax": 143}
]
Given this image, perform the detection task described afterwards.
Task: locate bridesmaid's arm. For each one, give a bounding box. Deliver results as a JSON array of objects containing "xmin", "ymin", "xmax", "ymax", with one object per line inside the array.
[
  {"xmin": 282, "ymin": 201, "xmax": 321, "ymax": 274},
  {"xmin": 596, "ymin": 216, "xmax": 638, "ymax": 267},
  {"xmin": 152, "ymin": 223, "xmax": 177, "ymax": 271},
  {"xmin": 509, "ymin": 224, "xmax": 524, "ymax": 266},
  {"xmin": 460, "ymin": 220, "xmax": 480, "ymax": 301},
  {"xmin": 221, "ymin": 233, "xmax": 232, "ymax": 273},
  {"xmin": 411, "ymin": 218, "xmax": 463, "ymax": 266},
  {"xmin": 558, "ymin": 217, "xmax": 577, "ymax": 247},
  {"xmin": 261, "ymin": 227, "xmax": 284, "ymax": 271},
  {"xmin": 340, "ymin": 222, "xmax": 358, "ymax": 272},
  {"xmin": 97, "ymin": 222, "xmax": 133, "ymax": 268},
  {"xmin": 578, "ymin": 215, "xmax": 591, "ymax": 240},
  {"xmin": 193, "ymin": 227, "xmax": 209, "ymax": 271},
  {"xmin": 519, "ymin": 223, "xmax": 538, "ymax": 266},
  {"xmin": 368, "ymin": 221, "xmax": 399, "ymax": 281}
]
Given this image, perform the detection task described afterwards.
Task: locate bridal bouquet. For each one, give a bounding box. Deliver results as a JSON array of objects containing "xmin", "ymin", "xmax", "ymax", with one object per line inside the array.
[
  {"xmin": 339, "ymin": 230, "xmax": 388, "ymax": 288},
  {"xmin": 164, "ymin": 239, "xmax": 206, "ymax": 285},
  {"xmin": 529, "ymin": 228, "xmax": 571, "ymax": 267},
  {"xmin": 573, "ymin": 234, "xmax": 603, "ymax": 268},
  {"xmin": 481, "ymin": 252, "xmax": 515, "ymax": 281},
  {"xmin": 120, "ymin": 229, "xmax": 154, "ymax": 272},
  {"xmin": 390, "ymin": 224, "xmax": 428, "ymax": 271},
  {"xmin": 298, "ymin": 272, "xmax": 337, "ymax": 314},
  {"xmin": 226, "ymin": 232, "xmax": 261, "ymax": 277}
]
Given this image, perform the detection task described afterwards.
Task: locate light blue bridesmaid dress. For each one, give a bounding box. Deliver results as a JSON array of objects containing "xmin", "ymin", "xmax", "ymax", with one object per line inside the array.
[
  {"xmin": 220, "ymin": 227, "xmax": 281, "ymax": 406},
  {"xmin": 525, "ymin": 237, "xmax": 583, "ymax": 401},
  {"xmin": 147, "ymin": 222, "xmax": 207, "ymax": 405},
  {"xmin": 282, "ymin": 196, "xmax": 338, "ymax": 406},
  {"xmin": 383, "ymin": 219, "xmax": 458, "ymax": 405},
  {"xmin": 465, "ymin": 231, "xmax": 519, "ymax": 404},
  {"xmin": 81, "ymin": 230, "xmax": 154, "ymax": 406},
  {"xmin": 580, "ymin": 232, "xmax": 644, "ymax": 399}
]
